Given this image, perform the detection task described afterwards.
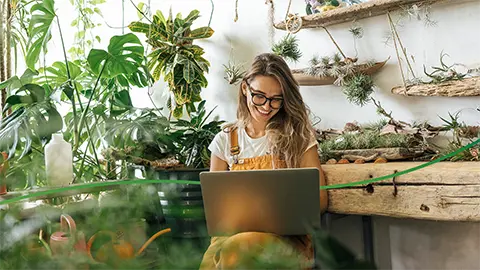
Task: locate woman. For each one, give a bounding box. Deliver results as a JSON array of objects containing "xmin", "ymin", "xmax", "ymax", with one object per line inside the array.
[{"xmin": 200, "ymin": 53, "xmax": 328, "ymax": 269}]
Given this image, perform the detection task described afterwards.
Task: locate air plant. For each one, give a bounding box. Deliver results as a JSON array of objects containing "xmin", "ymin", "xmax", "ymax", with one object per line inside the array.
[
  {"xmin": 438, "ymin": 111, "xmax": 480, "ymax": 161},
  {"xmin": 272, "ymin": 34, "xmax": 302, "ymax": 63},
  {"xmin": 342, "ymin": 74, "xmax": 375, "ymax": 106},
  {"xmin": 223, "ymin": 59, "xmax": 246, "ymax": 85},
  {"xmin": 423, "ymin": 51, "xmax": 466, "ymax": 84},
  {"xmin": 307, "ymin": 53, "xmax": 375, "ymax": 106}
]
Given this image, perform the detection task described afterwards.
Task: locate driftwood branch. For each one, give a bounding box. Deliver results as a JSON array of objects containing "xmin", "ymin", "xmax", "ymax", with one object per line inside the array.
[
  {"xmin": 292, "ymin": 60, "xmax": 388, "ymax": 86},
  {"xmin": 275, "ymin": 0, "xmax": 450, "ymax": 30},
  {"xmin": 392, "ymin": 77, "xmax": 480, "ymax": 96},
  {"xmin": 330, "ymin": 147, "xmax": 426, "ymax": 161}
]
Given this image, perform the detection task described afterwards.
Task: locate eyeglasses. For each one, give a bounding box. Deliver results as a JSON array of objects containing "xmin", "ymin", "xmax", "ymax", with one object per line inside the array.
[{"xmin": 245, "ymin": 81, "xmax": 284, "ymax": 109}]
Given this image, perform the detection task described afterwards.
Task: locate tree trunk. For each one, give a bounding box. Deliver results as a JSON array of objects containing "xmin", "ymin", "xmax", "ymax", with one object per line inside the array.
[
  {"xmin": 0, "ymin": 0, "xmax": 6, "ymax": 117},
  {"xmin": 6, "ymin": 0, "xmax": 11, "ymax": 115}
]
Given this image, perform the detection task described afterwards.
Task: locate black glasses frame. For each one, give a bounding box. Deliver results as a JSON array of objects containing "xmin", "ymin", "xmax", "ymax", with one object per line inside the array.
[{"xmin": 245, "ymin": 81, "xmax": 284, "ymax": 109}]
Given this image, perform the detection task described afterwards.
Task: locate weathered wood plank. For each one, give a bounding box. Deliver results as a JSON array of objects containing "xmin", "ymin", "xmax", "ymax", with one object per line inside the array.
[
  {"xmin": 328, "ymin": 185, "xmax": 480, "ymax": 221},
  {"xmin": 274, "ymin": 0, "xmax": 448, "ymax": 30},
  {"xmin": 293, "ymin": 60, "xmax": 387, "ymax": 86},
  {"xmin": 322, "ymin": 161, "xmax": 480, "ymax": 185},
  {"xmin": 329, "ymin": 147, "xmax": 425, "ymax": 161},
  {"xmin": 391, "ymin": 77, "xmax": 480, "ymax": 96}
]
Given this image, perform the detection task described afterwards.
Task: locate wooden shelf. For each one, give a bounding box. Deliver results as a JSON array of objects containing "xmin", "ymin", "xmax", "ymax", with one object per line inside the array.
[
  {"xmin": 275, "ymin": 0, "xmax": 444, "ymax": 31},
  {"xmin": 391, "ymin": 76, "xmax": 480, "ymax": 96},
  {"xmin": 293, "ymin": 59, "xmax": 388, "ymax": 86},
  {"xmin": 323, "ymin": 161, "xmax": 480, "ymax": 221}
]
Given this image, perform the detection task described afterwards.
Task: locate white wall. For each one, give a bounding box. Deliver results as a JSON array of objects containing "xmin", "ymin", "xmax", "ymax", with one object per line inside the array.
[{"xmin": 43, "ymin": 0, "xmax": 480, "ymax": 269}]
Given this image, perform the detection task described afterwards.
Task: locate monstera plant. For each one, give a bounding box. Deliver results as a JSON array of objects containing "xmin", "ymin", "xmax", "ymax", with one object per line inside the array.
[{"xmin": 129, "ymin": 9, "xmax": 214, "ymax": 118}]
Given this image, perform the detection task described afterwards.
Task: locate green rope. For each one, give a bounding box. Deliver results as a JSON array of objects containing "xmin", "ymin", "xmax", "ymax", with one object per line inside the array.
[
  {"xmin": 321, "ymin": 137, "xmax": 479, "ymax": 190},
  {"xmin": 0, "ymin": 138, "xmax": 478, "ymax": 206}
]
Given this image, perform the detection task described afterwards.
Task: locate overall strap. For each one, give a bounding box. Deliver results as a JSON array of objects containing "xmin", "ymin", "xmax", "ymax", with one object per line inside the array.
[{"xmin": 229, "ymin": 127, "xmax": 240, "ymax": 164}]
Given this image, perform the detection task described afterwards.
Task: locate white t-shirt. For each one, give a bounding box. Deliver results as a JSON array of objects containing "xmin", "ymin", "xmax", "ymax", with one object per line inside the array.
[{"xmin": 208, "ymin": 127, "xmax": 318, "ymax": 169}]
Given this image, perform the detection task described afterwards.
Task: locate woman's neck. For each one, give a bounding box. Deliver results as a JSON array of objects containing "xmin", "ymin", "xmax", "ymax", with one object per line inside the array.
[{"xmin": 246, "ymin": 121, "xmax": 266, "ymax": 139}]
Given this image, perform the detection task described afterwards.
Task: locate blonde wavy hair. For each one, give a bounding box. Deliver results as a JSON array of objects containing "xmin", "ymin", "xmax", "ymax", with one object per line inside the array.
[{"xmin": 226, "ymin": 53, "xmax": 316, "ymax": 168}]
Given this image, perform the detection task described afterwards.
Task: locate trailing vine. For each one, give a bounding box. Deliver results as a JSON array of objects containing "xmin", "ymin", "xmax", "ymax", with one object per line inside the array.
[{"xmin": 68, "ymin": 0, "xmax": 106, "ymax": 61}]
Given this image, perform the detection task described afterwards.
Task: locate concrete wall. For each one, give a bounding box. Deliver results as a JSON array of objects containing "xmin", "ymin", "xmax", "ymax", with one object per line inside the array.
[{"xmin": 44, "ymin": 0, "xmax": 480, "ymax": 269}]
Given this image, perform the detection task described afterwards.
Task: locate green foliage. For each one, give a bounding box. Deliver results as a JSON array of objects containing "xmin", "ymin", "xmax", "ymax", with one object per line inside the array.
[
  {"xmin": 307, "ymin": 54, "xmax": 377, "ymax": 106},
  {"xmin": 25, "ymin": 0, "xmax": 56, "ymax": 70},
  {"xmin": 171, "ymin": 101, "xmax": 225, "ymax": 168},
  {"xmin": 437, "ymin": 111, "xmax": 480, "ymax": 161},
  {"xmin": 272, "ymin": 34, "xmax": 302, "ymax": 63},
  {"xmin": 318, "ymin": 129, "xmax": 412, "ymax": 162},
  {"xmin": 68, "ymin": 0, "xmax": 106, "ymax": 60},
  {"xmin": 224, "ymin": 59, "xmax": 246, "ymax": 85},
  {"xmin": 104, "ymin": 101, "xmax": 224, "ymax": 169},
  {"xmin": 129, "ymin": 9, "xmax": 214, "ymax": 119},
  {"xmin": 342, "ymin": 74, "xmax": 374, "ymax": 106},
  {"xmin": 87, "ymin": 33, "xmax": 151, "ymax": 88},
  {"xmin": 423, "ymin": 51, "xmax": 466, "ymax": 84},
  {"xmin": 0, "ymin": 84, "xmax": 62, "ymax": 159},
  {"xmin": 103, "ymin": 109, "xmax": 175, "ymax": 160}
]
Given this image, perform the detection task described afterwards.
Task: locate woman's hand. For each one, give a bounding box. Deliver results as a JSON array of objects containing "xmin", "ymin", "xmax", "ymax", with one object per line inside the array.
[{"xmin": 301, "ymin": 145, "xmax": 328, "ymax": 213}]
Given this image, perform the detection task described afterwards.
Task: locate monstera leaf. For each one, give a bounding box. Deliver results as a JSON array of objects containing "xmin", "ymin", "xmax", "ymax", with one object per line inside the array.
[
  {"xmin": 0, "ymin": 84, "xmax": 62, "ymax": 159},
  {"xmin": 26, "ymin": 0, "xmax": 56, "ymax": 70},
  {"xmin": 36, "ymin": 61, "xmax": 87, "ymax": 90},
  {"xmin": 0, "ymin": 69, "xmax": 38, "ymax": 93},
  {"xmin": 87, "ymin": 33, "xmax": 149, "ymax": 87}
]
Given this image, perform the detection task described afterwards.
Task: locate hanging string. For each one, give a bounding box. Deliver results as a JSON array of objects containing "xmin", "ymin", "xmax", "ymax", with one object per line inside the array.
[
  {"xmin": 234, "ymin": 0, "xmax": 239, "ymax": 22},
  {"xmin": 285, "ymin": 0, "xmax": 292, "ymax": 21},
  {"xmin": 266, "ymin": 0, "xmax": 275, "ymax": 46}
]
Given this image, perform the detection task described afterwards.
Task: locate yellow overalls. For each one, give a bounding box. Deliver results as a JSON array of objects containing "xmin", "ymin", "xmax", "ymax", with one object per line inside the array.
[{"xmin": 199, "ymin": 128, "xmax": 314, "ymax": 269}]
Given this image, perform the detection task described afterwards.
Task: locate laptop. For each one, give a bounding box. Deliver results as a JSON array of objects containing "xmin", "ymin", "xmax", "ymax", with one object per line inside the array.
[{"xmin": 199, "ymin": 168, "xmax": 321, "ymax": 237}]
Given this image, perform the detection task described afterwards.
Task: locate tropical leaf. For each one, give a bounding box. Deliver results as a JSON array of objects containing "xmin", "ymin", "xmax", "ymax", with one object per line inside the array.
[
  {"xmin": 0, "ymin": 69, "xmax": 38, "ymax": 93},
  {"xmin": 87, "ymin": 33, "xmax": 145, "ymax": 81},
  {"xmin": 26, "ymin": 0, "xmax": 56, "ymax": 70},
  {"xmin": 104, "ymin": 109, "xmax": 170, "ymax": 150},
  {"xmin": 190, "ymin": 27, "xmax": 214, "ymax": 39},
  {"xmin": 35, "ymin": 61, "xmax": 88, "ymax": 93},
  {"xmin": 0, "ymin": 101, "xmax": 62, "ymax": 159},
  {"xmin": 129, "ymin": 9, "xmax": 213, "ymax": 119}
]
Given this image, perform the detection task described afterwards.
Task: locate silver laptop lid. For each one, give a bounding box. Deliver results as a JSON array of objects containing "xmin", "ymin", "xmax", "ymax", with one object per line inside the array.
[{"xmin": 200, "ymin": 168, "xmax": 321, "ymax": 236}]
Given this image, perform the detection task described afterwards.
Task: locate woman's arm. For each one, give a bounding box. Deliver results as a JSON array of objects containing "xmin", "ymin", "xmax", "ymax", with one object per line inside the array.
[
  {"xmin": 300, "ymin": 145, "xmax": 328, "ymax": 213},
  {"xmin": 210, "ymin": 154, "xmax": 229, "ymax": 171}
]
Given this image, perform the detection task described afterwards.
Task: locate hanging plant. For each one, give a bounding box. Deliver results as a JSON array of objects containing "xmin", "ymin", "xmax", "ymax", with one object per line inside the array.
[
  {"xmin": 223, "ymin": 59, "xmax": 246, "ymax": 85},
  {"xmin": 342, "ymin": 73, "xmax": 375, "ymax": 106},
  {"xmin": 272, "ymin": 34, "xmax": 302, "ymax": 63},
  {"xmin": 129, "ymin": 9, "xmax": 214, "ymax": 119}
]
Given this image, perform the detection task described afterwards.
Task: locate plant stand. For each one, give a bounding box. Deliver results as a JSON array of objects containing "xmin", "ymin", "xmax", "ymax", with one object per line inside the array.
[{"xmin": 145, "ymin": 167, "xmax": 209, "ymax": 240}]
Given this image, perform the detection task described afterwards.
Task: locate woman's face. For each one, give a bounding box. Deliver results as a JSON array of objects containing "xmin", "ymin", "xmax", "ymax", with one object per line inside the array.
[{"xmin": 242, "ymin": 75, "xmax": 284, "ymax": 125}]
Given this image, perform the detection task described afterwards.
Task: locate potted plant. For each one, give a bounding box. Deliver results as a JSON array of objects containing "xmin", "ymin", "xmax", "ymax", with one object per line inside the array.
[
  {"xmin": 128, "ymin": 9, "xmax": 214, "ymax": 119},
  {"xmin": 147, "ymin": 101, "xmax": 224, "ymax": 239},
  {"xmin": 103, "ymin": 101, "xmax": 224, "ymax": 239}
]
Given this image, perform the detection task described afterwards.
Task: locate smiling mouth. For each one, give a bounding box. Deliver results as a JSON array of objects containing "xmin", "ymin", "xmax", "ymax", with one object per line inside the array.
[{"xmin": 255, "ymin": 107, "xmax": 272, "ymax": 116}]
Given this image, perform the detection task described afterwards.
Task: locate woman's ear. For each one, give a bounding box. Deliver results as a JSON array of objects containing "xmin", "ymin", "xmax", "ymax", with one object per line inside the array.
[{"xmin": 241, "ymin": 81, "xmax": 247, "ymax": 96}]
